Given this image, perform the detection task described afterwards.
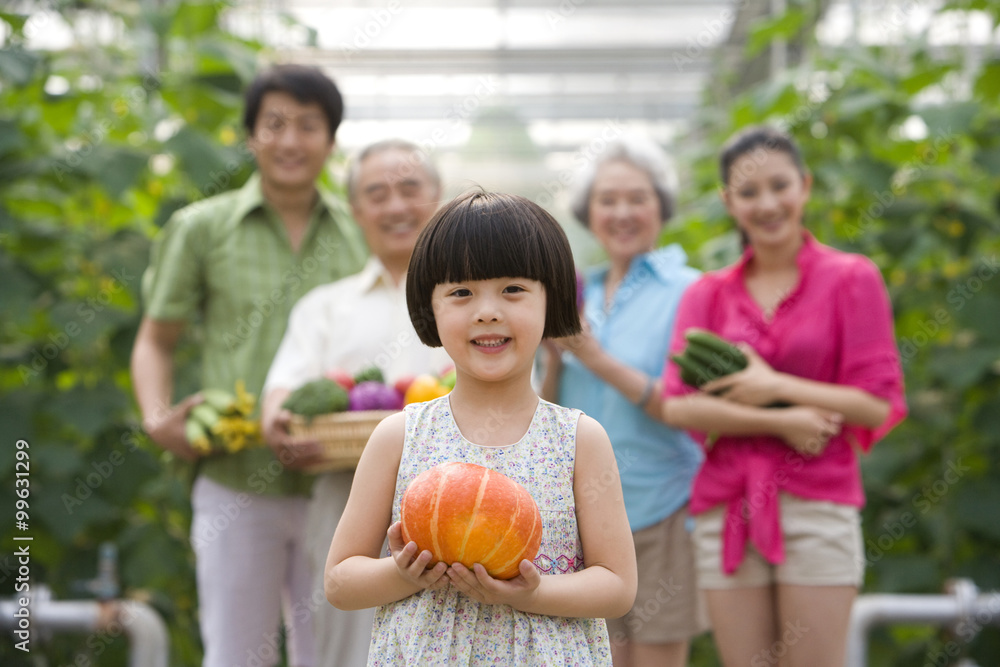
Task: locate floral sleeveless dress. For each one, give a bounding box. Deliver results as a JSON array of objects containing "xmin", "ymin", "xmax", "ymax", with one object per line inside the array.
[{"xmin": 367, "ymin": 396, "xmax": 612, "ymax": 666}]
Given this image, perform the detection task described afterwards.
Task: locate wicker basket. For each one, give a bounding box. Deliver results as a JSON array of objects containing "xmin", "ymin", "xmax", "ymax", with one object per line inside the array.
[{"xmin": 288, "ymin": 410, "xmax": 397, "ymax": 473}]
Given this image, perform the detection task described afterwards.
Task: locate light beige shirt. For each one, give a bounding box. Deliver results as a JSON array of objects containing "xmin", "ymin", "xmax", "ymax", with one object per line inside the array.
[{"xmin": 265, "ymin": 256, "xmax": 452, "ymax": 393}]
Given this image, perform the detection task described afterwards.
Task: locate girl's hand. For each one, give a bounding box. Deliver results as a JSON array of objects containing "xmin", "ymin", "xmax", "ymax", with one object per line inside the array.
[
  {"xmin": 386, "ymin": 522, "xmax": 449, "ymax": 591},
  {"xmin": 702, "ymin": 344, "xmax": 783, "ymax": 407},
  {"xmin": 777, "ymin": 406, "xmax": 843, "ymax": 456},
  {"xmin": 445, "ymin": 560, "xmax": 541, "ymax": 610}
]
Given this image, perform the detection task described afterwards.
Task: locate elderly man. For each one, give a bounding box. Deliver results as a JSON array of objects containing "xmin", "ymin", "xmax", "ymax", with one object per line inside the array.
[{"xmin": 262, "ymin": 139, "xmax": 450, "ymax": 666}]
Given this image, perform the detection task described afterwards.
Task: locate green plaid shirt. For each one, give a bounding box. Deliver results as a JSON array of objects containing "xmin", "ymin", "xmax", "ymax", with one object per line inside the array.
[{"xmin": 142, "ymin": 173, "xmax": 367, "ymax": 495}]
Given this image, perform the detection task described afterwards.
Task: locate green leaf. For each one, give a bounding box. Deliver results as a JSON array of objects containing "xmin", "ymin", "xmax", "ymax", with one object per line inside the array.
[
  {"xmin": 900, "ymin": 63, "xmax": 954, "ymax": 96},
  {"xmin": 121, "ymin": 526, "xmax": 187, "ymax": 584},
  {"xmin": 0, "ymin": 12, "xmax": 30, "ymax": 35},
  {"xmin": 0, "ymin": 47, "xmax": 42, "ymax": 86},
  {"xmin": 942, "ymin": 0, "xmax": 1000, "ymax": 26},
  {"xmin": 878, "ymin": 227, "xmax": 916, "ymax": 257},
  {"xmin": 47, "ymin": 300, "xmax": 124, "ymax": 348},
  {"xmin": 164, "ymin": 124, "xmax": 237, "ymax": 191},
  {"xmin": 0, "ymin": 117, "xmax": 28, "ymax": 157},
  {"xmin": 746, "ymin": 8, "xmax": 806, "ymax": 58},
  {"xmin": 954, "ymin": 478, "xmax": 1000, "ymax": 541},
  {"xmin": 836, "ymin": 90, "xmax": 889, "ymax": 120},
  {"xmin": 169, "ymin": 0, "xmax": 222, "ymax": 37},
  {"xmin": 927, "ymin": 347, "xmax": 1000, "ymax": 390},
  {"xmin": 862, "ymin": 439, "xmax": 923, "ymax": 487},
  {"xmin": 78, "ymin": 146, "xmax": 149, "ymax": 199},
  {"xmin": 30, "ymin": 442, "xmax": 85, "ymax": 479},
  {"xmin": 90, "ymin": 230, "xmax": 151, "ymax": 296},
  {"xmin": 196, "ymin": 38, "xmax": 258, "ymax": 84},
  {"xmin": 848, "ymin": 157, "xmax": 896, "ymax": 195},
  {"xmin": 752, "ymin": 77, "xmax": 801, "ymax": 116},
  {"xmin": 0, "ymin": 254, "xmax": 42, "ymax": 325},
  {"xmin": 35, "ymin": 480, "xmax": 121, "ymax": 542},
  {"xmin": 44, "ymin": 383, "xmax": 131, "ymax": 438},
  {"xmin": 0, "ymin": 390, "xmax": 40, "ymax": 471},
  {"xmin": 956, "ymin": 292, "xmax": 1000, "ymax": 343},
  {"xmin": 919, "ymin": 102, "xmax": 980, "ymax": 136},
  {"xmin": 140, "ymin": 2, "xmax": 174, "ymax": 37},
  {"xmin": 871, "ymin": 554, "xmax": 941, "ymax": 593},
  {"xmin": 973, "ymin": 147, "xmax": 1000, "ymax": 176},
  {"xmin": 973, "ymin": 60, "xmax": 1000, "ymax": 101},
  {"xmin": 972, "ymin": 399, "xmax": 1000, "ymax": 443}
]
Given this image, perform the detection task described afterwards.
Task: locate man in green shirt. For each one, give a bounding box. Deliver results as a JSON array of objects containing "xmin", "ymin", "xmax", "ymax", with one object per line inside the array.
[{"xmin": 131, "ymin": 64, "xmax": 366, "ymax": 667}]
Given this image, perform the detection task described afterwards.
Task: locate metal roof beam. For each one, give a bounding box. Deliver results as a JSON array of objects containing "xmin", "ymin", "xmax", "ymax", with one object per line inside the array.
[{"xmin": 287, "ymin": 46, "xmax": 714, "ymax": 76}]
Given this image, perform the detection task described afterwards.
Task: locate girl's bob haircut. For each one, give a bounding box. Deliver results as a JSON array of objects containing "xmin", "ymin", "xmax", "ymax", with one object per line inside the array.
[{"xmin": 406, "ymin": 190, "xmax": 582, "ymax": 348}]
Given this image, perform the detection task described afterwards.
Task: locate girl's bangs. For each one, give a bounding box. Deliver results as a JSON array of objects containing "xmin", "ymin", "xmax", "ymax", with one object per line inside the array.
[{"xmin": 435, "ymin": 206, "xmax": 546, "ymax": 285}]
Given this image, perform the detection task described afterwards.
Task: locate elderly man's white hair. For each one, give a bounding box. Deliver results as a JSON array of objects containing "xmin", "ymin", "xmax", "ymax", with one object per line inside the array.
[{"xmin": 346, "ymin": 139, "xmax": 441, "ymax": 203}]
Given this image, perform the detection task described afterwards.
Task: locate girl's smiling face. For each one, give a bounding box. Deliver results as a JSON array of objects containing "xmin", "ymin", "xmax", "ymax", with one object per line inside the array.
[
  {"xmin": 431, "ymin": 277, "xmax": 546, "ymax": 383},
  {"xmin": 722, "ymin": 150, "xmax": 812, "ymax": 250}
]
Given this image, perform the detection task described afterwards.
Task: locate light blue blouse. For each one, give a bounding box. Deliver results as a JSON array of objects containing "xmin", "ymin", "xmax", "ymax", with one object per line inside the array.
[{"xmin": 560, "ymin": 245, "xmax": 703, "ymax": 531}]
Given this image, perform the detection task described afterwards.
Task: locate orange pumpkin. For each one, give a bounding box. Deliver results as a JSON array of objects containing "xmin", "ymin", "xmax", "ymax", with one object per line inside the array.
[{"xmin": 400, "ymin": 462, "xmax": 543, "ymax": 580}]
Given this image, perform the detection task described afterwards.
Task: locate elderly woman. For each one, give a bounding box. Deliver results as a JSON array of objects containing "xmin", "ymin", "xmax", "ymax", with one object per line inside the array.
[{"xmin": 541, "ymin": 136, "xmax": 706, "ymax": 667}]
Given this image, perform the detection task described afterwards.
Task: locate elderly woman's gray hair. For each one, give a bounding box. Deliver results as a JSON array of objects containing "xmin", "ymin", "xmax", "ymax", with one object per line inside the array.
[{"xmin": 568, "ymin": 135, "xmax": 677, "ymax": 227}]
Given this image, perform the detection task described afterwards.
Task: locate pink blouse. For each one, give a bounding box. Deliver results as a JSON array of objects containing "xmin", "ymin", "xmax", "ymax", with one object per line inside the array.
[{"xmin": 662, "ymin": 232, "xmax": 907, "ymax": 575}]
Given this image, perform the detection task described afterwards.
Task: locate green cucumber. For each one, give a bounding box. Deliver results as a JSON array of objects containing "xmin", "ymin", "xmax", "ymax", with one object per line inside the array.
[
  {"xmin": 671, "ymin": 353, "xmax": 712, "ymax": 388},
  {"xmin": 685, "ymin": 329, "xmax": 747, "ymax": 370},
  {"xmin": 683, "ymin": 342, "xmax": 743, "ymax": 378}
]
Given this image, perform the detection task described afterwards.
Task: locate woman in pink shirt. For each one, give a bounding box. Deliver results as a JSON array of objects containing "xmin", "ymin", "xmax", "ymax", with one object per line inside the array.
[{"xmin": 661, "ymin": 126, "xmax": 906, "ymax": 667}]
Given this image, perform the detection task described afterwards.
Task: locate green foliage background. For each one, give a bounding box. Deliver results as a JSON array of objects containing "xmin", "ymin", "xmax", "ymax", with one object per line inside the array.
[
  {"xmin": 1, "ymin": 2, "xmax": 268, "ymax": 664},
  {"xmin": 1, "ymin": 1, "xmax": 998, "ymax": 665}
]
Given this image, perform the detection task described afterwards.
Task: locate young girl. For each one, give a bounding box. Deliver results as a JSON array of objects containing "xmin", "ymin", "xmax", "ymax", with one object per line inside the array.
[
  {"xmin": 661, "ymin": 126, "xmax": 907, "ymax": 667},
  {"xmin": 326, "ymin": 190, "xmax": 638, "ymax": 666}
]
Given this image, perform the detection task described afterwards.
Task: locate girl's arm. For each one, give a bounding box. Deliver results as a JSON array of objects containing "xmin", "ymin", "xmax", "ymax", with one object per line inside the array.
[
  {"xmin": 446, "ymin": 415, "xmax": 637, "ymax": 618},
  {"xmin": 701, "ymin": 346, "xmax": 891, "ymax": 428},
  {"xmin": 325, "ymin": 413, "xmax": 448, "ymax": 610}
]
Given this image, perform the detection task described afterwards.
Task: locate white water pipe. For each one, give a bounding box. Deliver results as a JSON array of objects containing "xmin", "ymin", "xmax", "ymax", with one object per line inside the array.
[
  {"xmin": 1, "ymin": 584, "xmax": 168, "ymax": 667},
  {"xmin": 846, "ymin": 579, "xmax": 1000, "ymax": 667}
]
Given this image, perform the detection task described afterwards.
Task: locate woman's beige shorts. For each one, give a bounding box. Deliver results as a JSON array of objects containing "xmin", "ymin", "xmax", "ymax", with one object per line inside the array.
[
  {"xmin": 693, "ymin": 493, "xmax": 865, "ymax": 589},
  {"xmin": 606, "ymin": 506, "xmax": 709, "ymax": 645}
]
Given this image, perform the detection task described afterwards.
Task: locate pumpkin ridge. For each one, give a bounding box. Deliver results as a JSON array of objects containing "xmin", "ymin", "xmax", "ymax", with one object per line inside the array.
[
  {"xmin": 428, "ymin": 467, "xmax": 447, "ymax": 560},
  {"xmin": 457, "ymin": 466, "xmax": 490, "ymax": 564},
  {"xmin": 504, "ymin": 493, "xmax": 541, "ymax": 577},
  {"xmin": 482, "ymin": 488, "xmax": 521, "ymax": 575}
]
